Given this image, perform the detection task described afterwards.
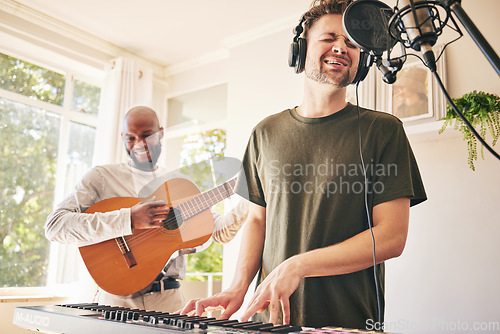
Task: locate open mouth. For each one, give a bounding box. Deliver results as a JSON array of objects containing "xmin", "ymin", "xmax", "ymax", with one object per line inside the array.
[
  {"xmin": 132, "ymin": 148, "xmax": 151, "ymax": 161},
  {"xmin": 324, "ymin": 58, "xmax": 348, "ymax": 66}
]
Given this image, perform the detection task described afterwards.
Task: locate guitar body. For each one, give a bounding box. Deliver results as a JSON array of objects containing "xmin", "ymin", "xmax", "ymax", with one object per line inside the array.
[{"xmin": 79, "ymin": 178, "xmax": 214, "ymax": 296}]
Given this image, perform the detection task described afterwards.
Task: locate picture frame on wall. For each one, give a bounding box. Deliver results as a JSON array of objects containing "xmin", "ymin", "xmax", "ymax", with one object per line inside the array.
[
  {"xmin": 391, "ymin": 63, "xmax": 432, "ymax": 120},
  {"xmin": 377, "ymin": 45, "xmax": 447, "ymax": 124}
]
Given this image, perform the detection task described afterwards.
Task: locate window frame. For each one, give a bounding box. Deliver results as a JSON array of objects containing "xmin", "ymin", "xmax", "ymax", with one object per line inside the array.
[{"xmin": 0, "ymin": 48, "xmax": 103, "ymax": 297}]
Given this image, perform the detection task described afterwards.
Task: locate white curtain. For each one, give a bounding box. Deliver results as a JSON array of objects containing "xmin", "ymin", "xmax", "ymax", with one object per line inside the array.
[
  {"xmin": 50, "ymin": 58, "xmax": 153, "ymax": 298},
  {"xmin": 92, "ymin": 57, "xmax": 153, "ymax": 166}
]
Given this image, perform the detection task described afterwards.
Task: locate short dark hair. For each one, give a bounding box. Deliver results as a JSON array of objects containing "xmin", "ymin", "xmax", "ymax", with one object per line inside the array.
[{"xmin": 303, "ymin": 0, "xmax": 353, "ymax": 38}]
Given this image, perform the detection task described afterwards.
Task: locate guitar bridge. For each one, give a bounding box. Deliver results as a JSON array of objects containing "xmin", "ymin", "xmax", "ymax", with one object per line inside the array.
[{"xmin": 115, "ymin": 237, "xmax": 137, "ymax": 268}]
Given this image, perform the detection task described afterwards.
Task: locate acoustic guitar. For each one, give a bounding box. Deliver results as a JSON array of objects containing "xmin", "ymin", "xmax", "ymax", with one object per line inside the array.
[{"xmin": 79, "ymin": 177, "xmax": 237, "ymax": 296}]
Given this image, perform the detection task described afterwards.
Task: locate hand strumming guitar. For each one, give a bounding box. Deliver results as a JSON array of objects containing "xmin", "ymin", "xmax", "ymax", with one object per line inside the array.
[{"xmin": 131, "ymin": 200, "xmax": 170, "ymax": 229}]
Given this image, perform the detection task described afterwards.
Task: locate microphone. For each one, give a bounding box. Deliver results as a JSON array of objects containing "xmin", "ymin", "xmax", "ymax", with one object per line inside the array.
[
  {"xmin": 342, "ymin": 0, "xmax": 401, "ymax": 83},
  {"xmin": 377, "ymin": 58, "xmax": 403, "ymax": 84},
  {"xmin": 382, "ymin": 58, "xmax": 404, "ymax": 69},
  {"xmin": 388, "ymin": 0, "xmax": 448, "ymax": 72}
]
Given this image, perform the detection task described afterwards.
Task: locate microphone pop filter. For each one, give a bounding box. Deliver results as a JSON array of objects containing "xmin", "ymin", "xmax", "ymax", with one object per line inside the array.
[{"xmin": 343, "ymin": 0, "xmax": 397, "ymax": 55}]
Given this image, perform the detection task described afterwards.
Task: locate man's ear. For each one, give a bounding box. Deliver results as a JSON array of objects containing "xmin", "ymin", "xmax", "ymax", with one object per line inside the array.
[{"xmin": 159, "ymin": 128, "xmax": 164, "ymax": 139}]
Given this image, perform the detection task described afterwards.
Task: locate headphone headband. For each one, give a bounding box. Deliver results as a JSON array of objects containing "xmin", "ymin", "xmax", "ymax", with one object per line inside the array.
[
  {"xmin": 288, "ymin": 15, "xmax": 372, "ymax": 84},
  {"xmin": 292, "ymin": 16, "xmax": 305, "ymax": 41}
]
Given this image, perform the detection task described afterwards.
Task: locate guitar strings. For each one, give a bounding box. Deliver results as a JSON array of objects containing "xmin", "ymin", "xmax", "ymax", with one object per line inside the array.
[
  {"xmin": 123, "ymin": 206, "xmax": 207, "ymax": 246},
  {"xmin": 87, "ymin": 180, "xmax": 238, "ymax": 296},
  {"xmin": 117, "ymin": 178, "xmax": 237, "ymax": 247}
]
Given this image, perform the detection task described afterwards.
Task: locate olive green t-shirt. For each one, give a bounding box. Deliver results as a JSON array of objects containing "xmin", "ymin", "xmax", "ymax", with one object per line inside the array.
[{"xmin": 235, "ymin": 103, "xmax": 427, "ymax": 329}]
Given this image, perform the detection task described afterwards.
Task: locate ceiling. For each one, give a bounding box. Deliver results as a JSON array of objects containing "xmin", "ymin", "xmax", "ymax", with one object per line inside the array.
[{"xmin": 9, "ymin": 0, "xmax": 312, "ymax": 70}]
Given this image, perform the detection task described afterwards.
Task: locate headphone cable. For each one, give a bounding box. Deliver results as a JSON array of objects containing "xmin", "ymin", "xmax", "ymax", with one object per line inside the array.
[{"xmin": 355, "ymin": 82, "xmax": 382, "ymax": 327}]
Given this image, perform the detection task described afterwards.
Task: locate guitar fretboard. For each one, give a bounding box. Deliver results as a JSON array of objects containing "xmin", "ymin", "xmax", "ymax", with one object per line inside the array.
[{"xmin": 177, "ymin": 178, "xmax": 237, "ymax": 221}]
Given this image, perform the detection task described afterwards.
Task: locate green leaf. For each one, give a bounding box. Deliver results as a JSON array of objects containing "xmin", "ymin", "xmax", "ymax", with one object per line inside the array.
[{"xmin": 439, "ymin": 91, "xmax": 499, "ymax": 171}]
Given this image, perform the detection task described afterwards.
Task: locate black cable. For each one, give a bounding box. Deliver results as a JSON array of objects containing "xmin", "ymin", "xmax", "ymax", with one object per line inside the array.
[
  {"xmin": 390, "ymin": 0, "xmax": 498, "ymax": 162},
  {"xmin": 354, "ymin": 83, "xmax": 382, "ymax": 327}
]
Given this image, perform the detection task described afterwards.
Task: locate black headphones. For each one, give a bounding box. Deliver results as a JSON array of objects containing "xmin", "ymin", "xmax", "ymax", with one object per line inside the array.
[{"xmin": 288, "ymin": 15, "xmax": 373, "ymax": 85}]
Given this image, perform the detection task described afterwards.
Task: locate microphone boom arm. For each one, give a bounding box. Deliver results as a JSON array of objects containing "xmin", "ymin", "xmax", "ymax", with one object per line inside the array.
[{"xmin": 442, "ymin": 0, "xmax": 500, "ymax": 76}]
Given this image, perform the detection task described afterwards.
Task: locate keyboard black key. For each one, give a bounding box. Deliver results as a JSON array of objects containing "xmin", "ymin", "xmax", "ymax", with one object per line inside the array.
[
  {"xmin": 240, "ymin": 322, "xmax": 275, "ymax": 330},
  {"xmin": 203, "ymin": 319, "xmax": 240, "ymax": 326},
  {"xmin": 231, "ymin": 321, "xmax": 261, "ymax": 328},
  {"xmin": 268, "ymin": 325, "xmax": 303, "ymax": 333}
]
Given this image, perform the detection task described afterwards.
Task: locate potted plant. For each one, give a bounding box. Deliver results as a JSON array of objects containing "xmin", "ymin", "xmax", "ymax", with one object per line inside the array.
[{"xmin": 439, "ymin": 90, "xmax": 499, "ymax": 171}]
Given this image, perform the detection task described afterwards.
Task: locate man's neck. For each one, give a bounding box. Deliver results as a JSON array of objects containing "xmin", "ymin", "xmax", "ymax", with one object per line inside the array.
[
  {"xmin": 128, "ymin": 160, "xmax": 158, "ymax": 172},
  {"xmin": 297, "ymin": 80, "xmax": 349, "ymax": 118}
]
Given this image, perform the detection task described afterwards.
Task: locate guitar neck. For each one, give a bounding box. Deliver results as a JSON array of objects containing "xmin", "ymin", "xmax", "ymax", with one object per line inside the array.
[{"xmin": 178, "ymin": 178, "xmax": 237, "ymax": 221}]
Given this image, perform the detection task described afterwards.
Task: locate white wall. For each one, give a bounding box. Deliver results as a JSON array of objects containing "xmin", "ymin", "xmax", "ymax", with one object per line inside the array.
[
  {"xmin": 225, "ymin": 29, "xmax": 304, "ymax": 158},
  {"xmin": 444, "ymin": 0, "xmax": 499, "ymax": 97},
  {"xmin": 167, "ymin": 0, "xmax": 500, "ymax": 331},
  {"xmin": 383, "ymin": 1, "xmax": 500, "ymax": 332},
  {"xmin": 385, "ymin": 132, "xmax": 500, "ymax": 334}
]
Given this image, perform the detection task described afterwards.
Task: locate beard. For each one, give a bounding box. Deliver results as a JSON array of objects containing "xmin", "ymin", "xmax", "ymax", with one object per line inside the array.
[
  {"xmin": 126, "ymin": 142, "xmax": 162, "ymax": 171},
  {"xmin": 304, "ymin": 57, "xmax": 353, "ymax": 88}
]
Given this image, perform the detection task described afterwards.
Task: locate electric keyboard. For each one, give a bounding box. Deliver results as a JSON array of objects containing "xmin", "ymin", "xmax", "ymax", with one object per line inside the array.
[{"xmin": 13, "ymin": 303, "xmax": 385, "ymax": 333}]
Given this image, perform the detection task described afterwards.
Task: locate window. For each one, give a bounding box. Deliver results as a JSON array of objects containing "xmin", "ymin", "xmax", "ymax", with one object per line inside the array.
[
  {"xmin": 181, "ymin": 129, "xmax": 226, "ymax": 279},
  {"xmin": 165, "ymin": 84, "xmax": 228, "ymax": 281},
  {"xmin": 0, "ymin": 99, "xmax": 60, "ymax": 288},
  {"xmin": 179, "ymin": 129, "xmax": 226, "ymax": 281},
  {"xmin": 0, "ymin": 52, "xmax": 101, "ymax": 289}
]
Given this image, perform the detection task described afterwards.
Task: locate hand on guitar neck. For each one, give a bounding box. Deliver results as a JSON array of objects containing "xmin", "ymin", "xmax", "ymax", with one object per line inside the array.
[{"xmin": 130, "ymin": 200, "xmax": 171, "ymax": 230}]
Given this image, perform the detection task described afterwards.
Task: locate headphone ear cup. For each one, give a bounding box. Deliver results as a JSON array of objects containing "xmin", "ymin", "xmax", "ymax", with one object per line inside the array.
[
  {"xmin": 295, "ymin": 38, "xmax": 307, "ymax": 74},
  {"xmin": 351, "ymin": 51, "xmax": 372, "ymax": 85},
  {"xmin": 288, "ymin": 41, "xmax": 299, "ymax": 68},
  {"xmin": 289, "ymin": 38, "xmax": 307, "ymax": 74}
]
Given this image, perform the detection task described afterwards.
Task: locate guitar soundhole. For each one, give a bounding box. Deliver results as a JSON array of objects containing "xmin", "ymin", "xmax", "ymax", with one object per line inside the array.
[{"xmin": 163, "ymin": 207, "xmax": 183, "ymax": 230}]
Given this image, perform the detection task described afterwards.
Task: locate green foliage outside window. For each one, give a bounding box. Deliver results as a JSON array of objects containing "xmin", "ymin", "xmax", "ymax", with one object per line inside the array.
[
  {"xmin": 72, "ymin": 79, "xmax": 101, "ymax": 114},
  {"xmin": 0, "ymin": 53, "xmax": 68, "ymax": 287},
  {"xmin": 0, "ymin": 99, "xmax": 60, "ymax": 287},
  {"xmin": 0, "ymin": 53, "xmax": 65, "ymax": 106},
  {"xmin": 180, "ymin": 129, "xmax": 226, "ymax": 281},
  {"xmin": 0, "ymin": 52, "xmax": 100, "ymax": 288}
]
